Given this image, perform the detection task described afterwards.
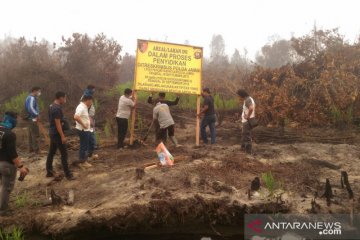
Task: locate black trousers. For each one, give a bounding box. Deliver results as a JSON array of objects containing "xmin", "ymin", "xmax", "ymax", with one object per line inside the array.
[
  {"xmin": 158, "ymin": 125, "xmax": 175, "ymax": 143},
  {"xmin": 241, "ymin": 122, "xmax": 252, "ymax": 153},
  {"xmin": 116, "ymin": 117, "xmax": 128, "ymax": 148},
  {"xmin": 46, "ymin": 134, "xmax": 71, "ymax": 177}
]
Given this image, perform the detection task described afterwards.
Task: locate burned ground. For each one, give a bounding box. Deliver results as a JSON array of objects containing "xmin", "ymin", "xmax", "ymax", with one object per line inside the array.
[{"xmin": 1, "ymin": 115, "xmax": 360, "ymax": 239}]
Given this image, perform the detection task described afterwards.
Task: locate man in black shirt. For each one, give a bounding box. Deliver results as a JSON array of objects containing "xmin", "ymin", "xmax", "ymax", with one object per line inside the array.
[
  {"xmin": 0, "ymin": 112, "xmax": 29, "ymax": 216},
  {"xmin": 147, "ymin": 92, "xmax": 180, "ymax": 142},
  {"xmin": 46, "ymin": 92, "xmax": 75, "ymax": 180},
  {"xmin": 198, "ymin": 88, "xmax": 216, "ymax": 144}
]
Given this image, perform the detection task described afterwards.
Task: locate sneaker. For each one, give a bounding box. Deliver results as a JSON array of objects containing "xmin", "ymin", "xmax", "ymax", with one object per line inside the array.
[
  {"xmin": 91, "ymin": 154, "xmax": 99, "ymax": 160},
  {"xmin": 66, "ymin": 174, "xmax": 76, "ymax": 181},
  {"xmin": 46, "ymin": 171, "xmax": 55, "ymax": 178}
]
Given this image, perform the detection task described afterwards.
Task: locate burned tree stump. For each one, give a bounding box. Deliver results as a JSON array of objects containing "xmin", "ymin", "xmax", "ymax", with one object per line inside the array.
[
  {"xmin": 310, "ymin": 198, "xmax": 321, "ymax": 213},
  {"xmin": 135, "ymin": 168, "xmax": 145, "ymax": 180},
  {"xmin": 251, "ymin": 177, "xmax": 261, "ymax": 191},
  {"xmin": 322, "ymin": 178, "xmax": 333, "ymax": 206},
  {"xmin": 341, "ymin": 171, "xmax": 354, "ymax": 199},
  {"xmin": 51, "ymin": 189, "xmax": 63, "ymax": 205}
]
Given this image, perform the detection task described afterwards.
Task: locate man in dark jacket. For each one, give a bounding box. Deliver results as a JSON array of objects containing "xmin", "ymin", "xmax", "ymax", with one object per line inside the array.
[{"xmin": 0, "ymin": 112, "xmax": 29, "ymax": 216}]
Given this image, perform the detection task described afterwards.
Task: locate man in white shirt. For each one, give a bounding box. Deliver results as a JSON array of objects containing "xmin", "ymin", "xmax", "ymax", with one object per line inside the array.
[
  {"xmin": 116, "ymin": 88, "xmax": 135, "ymax": 149},
  {"xmin": 74, "ymin": 95, "xmax": 93, "ymax": 166},
  {"xmin": 153, "ymin": 102, "xmax": 181, "ymax": 147},
  {"xmin": 237, "ymin": 89, "xmax": 256, "ymax": 154}
]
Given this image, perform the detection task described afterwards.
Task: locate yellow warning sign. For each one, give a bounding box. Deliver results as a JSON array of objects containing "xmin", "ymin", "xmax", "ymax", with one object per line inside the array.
[{"xmin": 134, "ymin": 40, "xmax": 202, "ymax": 95}]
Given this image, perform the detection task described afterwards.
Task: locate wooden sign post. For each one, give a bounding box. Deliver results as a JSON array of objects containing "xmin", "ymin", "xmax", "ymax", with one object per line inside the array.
[
  {"xmin": 129, "ymin": 90, "xmax": 138, "ymax": 145},
  {"xmin": 196, "ymin": 95, "xmax": 201, "ymax": 146},
  {"xmin": 129, "ymin": 40, "xmax": 203, "ymax": 146}
]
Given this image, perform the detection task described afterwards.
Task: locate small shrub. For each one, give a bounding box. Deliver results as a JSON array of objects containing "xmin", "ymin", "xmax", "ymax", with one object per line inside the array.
[
  {"xmin": 15, "ymin": 192, "xmax": 29, "ymax": 208},
  {"xmin": 262, "ymin": 171, "xmax": 276, "ymax": 196},
  {"xmin": 0, "ymin": 92, "xmax": 44, "ymax": 115},
  {"xmin": 104, "ymin": 118, "xmax": 113, "ymax": 138},
  {"xmin": 0, "ymin": 226, "xmax": 24, "ymax": 240}
]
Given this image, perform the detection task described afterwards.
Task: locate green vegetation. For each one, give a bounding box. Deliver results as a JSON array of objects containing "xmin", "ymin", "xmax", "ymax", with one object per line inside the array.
[
  {"xmin": 0, "ymin": 226, "xmax": 24, "ymax": 240},
  {"xmin": 14, "ymin": 192, "xmax": 29, "ymax": 208},
  {"xmin": 104, "ymin": 118, "xmax": 113, "ymax": 138},
  {"xmin": 137, "ymin": 113, "xmax": 143, "ymax": 133},
  {"xmin": 0, "ymin": 92, "xmax": 44, "ymax": 114},
  {"xmin": 107, "ymin": 82, "xmax": 239, "ymax": 111},
  {"xmin": 330, "ymin": 105, "xmax": 353, "ymax": 126},
  {"xmin": 261, "ymin": 171, "xmax": 276, "ymax": 196}
]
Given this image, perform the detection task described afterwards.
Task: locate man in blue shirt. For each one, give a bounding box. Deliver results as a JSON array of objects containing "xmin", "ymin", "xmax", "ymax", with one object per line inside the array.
[{"xmin": 25, "ymin": 86, "xmax": 41, "ymax": 153}]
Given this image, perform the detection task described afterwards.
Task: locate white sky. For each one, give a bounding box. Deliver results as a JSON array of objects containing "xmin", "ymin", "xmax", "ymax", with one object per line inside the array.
[{"xmin": 1, "ymin": 0, "xmax": 359, "ymax": 59}]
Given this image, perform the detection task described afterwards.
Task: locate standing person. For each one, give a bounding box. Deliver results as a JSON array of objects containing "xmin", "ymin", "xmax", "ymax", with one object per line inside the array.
[
  {"xmin": 116, "ymin": 88, "xmax": 135, "ymax": 149},
  {"xmin": 147, "ymin": 92, "xmax": 180, "ymax": 106},
  {"xmin": 147, "ymin": 92, "xmax": 180, "ymax": 142},
  {"xmin": 25, "ymin": 86, "xmax": 41, "ymax": 153},
  {"xmin": 153, "ymin": 102, "xmax": 181, "ymax": 147},
  {"xmin": 46, "ymin": 92, "xmax": 75, "ymax": 180},
  {"xmin": 237, "ymin": 89, "xmax": 256, "ymax": 154},
  {"xmin": 0, "ymin": 112, "xmax": 29, "ymax": 216},
  {"xmin": 80, "ymin": 85, "xmax": 98, "ymax": 160},
  {"xmin": 74, "ymin": 95, "xmax": 93, "ymax": 167},
  {"xmin": 198, "ymin": 88, "xmax": 216, "ymax": 144}
]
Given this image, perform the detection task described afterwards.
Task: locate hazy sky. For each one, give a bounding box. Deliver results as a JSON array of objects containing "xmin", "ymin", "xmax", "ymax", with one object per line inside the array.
[{"xmin": 1, "ymin": 0, "xmax": 359, "ymax": 59}]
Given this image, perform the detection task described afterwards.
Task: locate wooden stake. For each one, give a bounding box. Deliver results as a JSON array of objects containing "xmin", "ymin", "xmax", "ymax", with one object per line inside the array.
[
  {"xmin": 129, "ymin": 90, "xmax": 138, "ymax": 146},
  {"xmin": 196, "ymin": 95, "xmax": 201, "ymax": 146}
]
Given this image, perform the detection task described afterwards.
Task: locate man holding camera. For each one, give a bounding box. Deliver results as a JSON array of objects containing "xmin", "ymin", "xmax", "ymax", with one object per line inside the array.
[{"xmin": 0, "ymin": 112, "xmax": 29, "ymax": 216}]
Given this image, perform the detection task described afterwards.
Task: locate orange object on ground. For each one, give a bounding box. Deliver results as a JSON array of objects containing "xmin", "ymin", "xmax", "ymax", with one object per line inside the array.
[{"xmin": 155, "ymin": 142, "xmax": 174, "ymax": 166}]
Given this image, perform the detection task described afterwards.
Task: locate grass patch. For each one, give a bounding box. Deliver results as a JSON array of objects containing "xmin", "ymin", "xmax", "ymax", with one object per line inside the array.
[
  {"xmin": 0, "ymin": 92, "xmax": 44, "ymax": 115},
  {"xmin": 14, "ymin": 192, "xmax": 29, "ymax": 208},
  {"xmin": 104, "ymin": 118, "xmax": 113, "ymax": 138},
  {"xmin": 262, "ymin": 171, "xmax": 276, "ymax": 196},
  {"xmin": 0, "ymin": 226, "xmax": 24, "ymax": 240},
  {"xmin": 107, "ymin": 82, "xmax": 239, "ymax": 111}
]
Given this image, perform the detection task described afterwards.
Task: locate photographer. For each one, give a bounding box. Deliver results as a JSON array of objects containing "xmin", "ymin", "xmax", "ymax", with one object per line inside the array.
[{"xmin": 0, "ymin": 112, "xmax": 29, "ymax": 216}]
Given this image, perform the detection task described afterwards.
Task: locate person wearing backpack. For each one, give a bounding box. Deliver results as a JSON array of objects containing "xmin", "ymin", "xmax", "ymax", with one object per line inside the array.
[{"xmin": 0, "ymin": 112, "xmax": 29, "ymax": 216}]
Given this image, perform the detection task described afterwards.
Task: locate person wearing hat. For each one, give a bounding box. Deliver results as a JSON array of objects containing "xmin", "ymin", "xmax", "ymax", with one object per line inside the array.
[
  {"xmin": 0, "ymin": 112, "xmax": 29, "ymax": 216},
  {"xmin": 198, "ymin": 87, "xmax": 216, "ymax": 144}
]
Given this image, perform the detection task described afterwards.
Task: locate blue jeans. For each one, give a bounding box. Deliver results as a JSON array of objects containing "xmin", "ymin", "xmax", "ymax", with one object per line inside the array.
[
  {"xmin": 89, "ymin": 132, "xmax": 96, "ymax": 157},
  {"xmin": 200, "ymin": 114, "xmax": 216, "ymax": 144},
  {"xmin": 77, "ymin": 130, "xmax": 91, "ymax": 162}
]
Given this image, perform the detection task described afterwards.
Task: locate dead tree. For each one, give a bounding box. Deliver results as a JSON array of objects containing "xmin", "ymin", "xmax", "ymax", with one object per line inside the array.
[
  {"xmin": 341, "ymin": 171, "xmax": 354, "ymax": 199},
  {"xmin": 322, "ymin": 178, "xmax": 333, "ymax": 206}
]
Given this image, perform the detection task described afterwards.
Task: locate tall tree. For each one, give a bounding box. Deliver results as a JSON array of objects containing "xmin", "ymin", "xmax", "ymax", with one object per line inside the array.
[
  {"xmin": 209, "ymin": 34, "xmax": 228, "ymax": 64},
  {"xmin": 256, "ymin": 39, "xmax": 295, "ymax": 68}
]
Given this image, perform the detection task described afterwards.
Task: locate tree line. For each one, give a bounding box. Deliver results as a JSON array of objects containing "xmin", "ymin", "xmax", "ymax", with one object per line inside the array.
[{"xmin": 1, "ymin": 28, "xmax": 360, "ymax": 126}]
